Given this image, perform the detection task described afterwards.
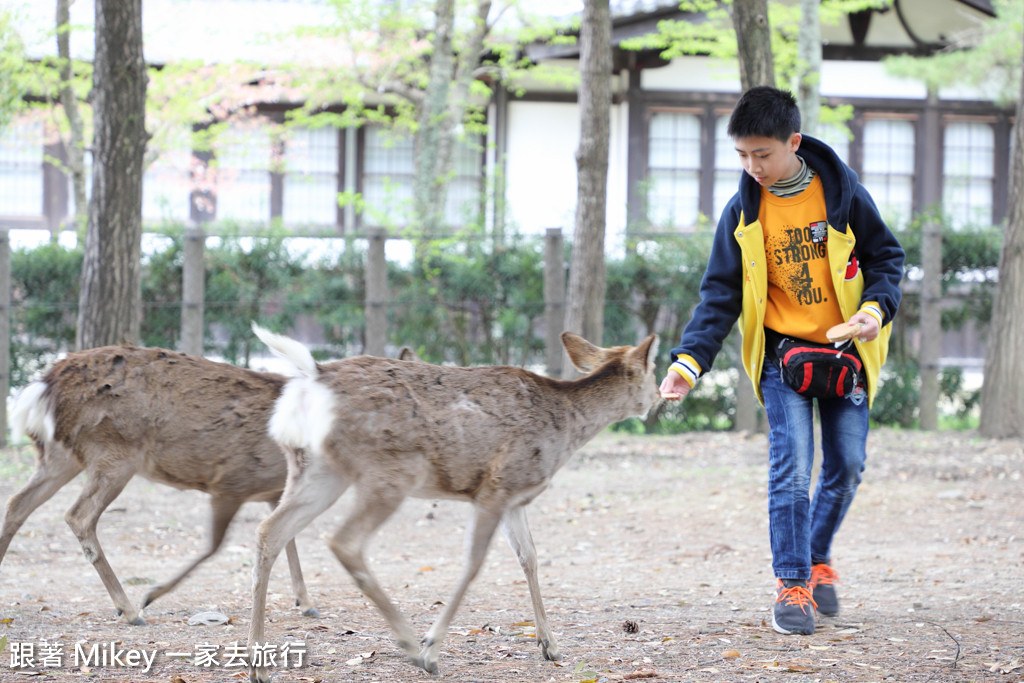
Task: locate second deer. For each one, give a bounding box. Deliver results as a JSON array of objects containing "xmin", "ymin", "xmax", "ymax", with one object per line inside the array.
[
  {"xmin": 247, "ymin": 325, "xmax": 661, "ymax": 680},
  {"xmin": 3, "ymin": 345, "xmax": 319, "ymax": 625}
]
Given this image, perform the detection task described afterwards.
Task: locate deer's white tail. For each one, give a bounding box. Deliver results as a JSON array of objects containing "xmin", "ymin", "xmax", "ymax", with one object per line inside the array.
[
  {"xmin": 252, "ymin": 324, "xmax": 336, "ymax": 453},
  {"xmin": 251, "ymin": 323, "xmax": 319, "ymax": 378},
  {"xmin": 10, "ymin": 381, "xmax": 53, "ymax": 443}
]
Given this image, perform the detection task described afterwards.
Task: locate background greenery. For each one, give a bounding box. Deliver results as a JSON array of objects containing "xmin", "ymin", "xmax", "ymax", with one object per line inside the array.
[{"xmin": 10, "ymin": 219, "xmax": 997, "ymax": 432}]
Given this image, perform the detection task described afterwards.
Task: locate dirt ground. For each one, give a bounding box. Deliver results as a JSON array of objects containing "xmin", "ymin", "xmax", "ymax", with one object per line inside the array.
[{"xmin": 0, "ymin": 427, "xmax": 1021, "ymax": 683}]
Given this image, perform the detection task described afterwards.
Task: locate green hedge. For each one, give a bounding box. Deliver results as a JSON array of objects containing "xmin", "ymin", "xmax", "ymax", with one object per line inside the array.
[{"xmin": 8, "ymin": 220, "xmax": 998, "ymax": 432}]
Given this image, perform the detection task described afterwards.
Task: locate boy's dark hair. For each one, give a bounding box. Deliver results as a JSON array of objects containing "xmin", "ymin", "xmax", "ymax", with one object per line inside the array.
[{"xmin": 727, "ymin": 86, "xmax": 801, "ymax": 141}]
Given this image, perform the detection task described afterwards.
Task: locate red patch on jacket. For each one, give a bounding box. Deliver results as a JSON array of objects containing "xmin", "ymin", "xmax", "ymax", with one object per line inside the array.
[{"xmin": 845, "ymin": 253, "xmax": 859, "ymax": 280}]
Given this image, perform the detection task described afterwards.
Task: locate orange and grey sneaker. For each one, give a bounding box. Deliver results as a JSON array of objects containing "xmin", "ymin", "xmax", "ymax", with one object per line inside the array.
[
  {"xmin": 772, "ymin": 579, "xmax": 817, "ymax": 635},
  {"xmin": 810, "ymin": 563, "xmax": 840, "ymax": 617}
]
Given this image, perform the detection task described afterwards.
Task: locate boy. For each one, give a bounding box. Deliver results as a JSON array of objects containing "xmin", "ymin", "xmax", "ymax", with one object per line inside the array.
[{"xmin": 659, "ymin": 86, "xmax": 904, "ymax": 635}]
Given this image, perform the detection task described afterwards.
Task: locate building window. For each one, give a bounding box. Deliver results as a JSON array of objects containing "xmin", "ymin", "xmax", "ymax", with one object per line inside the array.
[
  {"xmin": 144, "ymin": 126, "xmax": 192, "ymax": 222},
  {"xmin": 361, "ymin": 125, "xmax": 481, "ymax": 229},
  {"xmin": 283, "ymin": 126, "xmax": 339, "ymax": 227},
  {"xmin": 363, "ymin": 127, "xmax": 415, "ymax": 227},
  {"xmin": 862, "ymin": 117, "xmax": 915, "ymax": 226},
  {"xmin": 943, "ymin": 119, "xmax": 994, "ymax": 228},
  {"xmin": 647, "ymin": 110, "xmax": 701, "ymax": 229},
  {"xmin": 214, "ymin": 123, "xmax": 272, "ymax": 223},
  {"xmin": 0, "ymin": 118, "xmax": 43, "ymax": 217}
]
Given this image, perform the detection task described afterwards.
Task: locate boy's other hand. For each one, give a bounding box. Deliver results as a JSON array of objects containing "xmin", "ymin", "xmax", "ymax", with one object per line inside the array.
[
  {"xmin": 659, "ymin": 372, "xmax": 692, "ymax": 401},
  {"xmin": 849, "ymin": 312, "xmax": 880, "ymax": 342}
]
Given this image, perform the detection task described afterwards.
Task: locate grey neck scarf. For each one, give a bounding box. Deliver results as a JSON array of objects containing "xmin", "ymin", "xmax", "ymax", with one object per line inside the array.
[{"xmin": 768, "ymin": 154, "xmax": 816, "ymax": 198}]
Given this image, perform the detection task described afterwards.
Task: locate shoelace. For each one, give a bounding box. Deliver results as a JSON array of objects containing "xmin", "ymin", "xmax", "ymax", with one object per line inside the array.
[
  {"xmin": 777, "ymin": 585, "xmax": 818, "ymax": 613},
  {"xmin": 810, "ymin": 564, "xmax": 838, "ymax": 587}
]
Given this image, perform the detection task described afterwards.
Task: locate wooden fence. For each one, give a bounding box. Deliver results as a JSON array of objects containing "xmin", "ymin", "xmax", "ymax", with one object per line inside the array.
[{"xmin": 0, "ymin": 224, "xmax": 571, "ymax": 446}]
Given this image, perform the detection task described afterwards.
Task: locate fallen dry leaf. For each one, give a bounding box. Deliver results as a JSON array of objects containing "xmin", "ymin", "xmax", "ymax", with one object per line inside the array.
[
  {"xmin": 987, "ymin": 659, "xmax": 1023, "ymax": 674},
  {"xmin": 345, "ymin": 650, "xmax": 377, "ymax": 667}
]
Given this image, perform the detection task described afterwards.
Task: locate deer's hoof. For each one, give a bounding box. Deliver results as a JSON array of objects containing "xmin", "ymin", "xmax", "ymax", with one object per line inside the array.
[
  {"xmin": 541, "ymin": 640, "xmax": 562, "ymax": 662},
  {"xmin": 249, "ymin": 667, "xmax": 271, "ymax": 683},
  {"xmin": 410, "ymin": 654, "xmax": 439, "ymax": 676}
]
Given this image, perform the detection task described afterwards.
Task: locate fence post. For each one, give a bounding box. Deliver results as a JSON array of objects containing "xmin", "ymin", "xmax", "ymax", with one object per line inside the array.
[
  {"xmin": 919, "ymin": 88, "xmax": 943, "ymax": 430},
  {"xmin": 365, "ymin": 227, "xmax": 388, "ymax": 357},
  {"xmin": 180, "ymin": 222, "xmax": 205, "ymax": 356},
  {"xmin": 0, "ymin": 226, "xmax": 9, "ymax": 446},
  {"xmin": 544, "ymin": 227, "xmax": 565, "ymax": 378}
]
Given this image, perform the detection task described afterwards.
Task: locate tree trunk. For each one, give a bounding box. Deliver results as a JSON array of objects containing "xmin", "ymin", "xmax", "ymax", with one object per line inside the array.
[
  {"xmin": 56, "ymin": 0, "xmax": 87, "ymax": 236},
  {"xmin": 76, "ymin": 0, "xmax": 147, "ymax": 350},
  {"xmin": 411, "ymin": 0, "xmax": 492, "ymax": 238},
  {"xmin": 563, "ymin": 0, "xmax": 611, "ymax": 377},
  {"xmin": 413, "ymin": 0, "xmax": 455, "ymax": 238},
  {"xmin": 796, "ymin": 0, "xmax": 820, "ymax": 135},
  {"xmin": 731, "ymin": 0, "xmax": 774, "ymax": 92},
  {"xmin": 730, "ymin": 0, "xmax": 774, "ymax": 431},
  {"xmin": 979, "ymin": 34, "xmax": 1024, "ymax": 438}
]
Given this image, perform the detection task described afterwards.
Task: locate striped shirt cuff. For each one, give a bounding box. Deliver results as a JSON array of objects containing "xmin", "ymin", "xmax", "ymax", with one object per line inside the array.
[
  {"xmin": 669, "ymin": 355, "xmax": 701, "ymax": 387},
  {"xmin": 859, "ymin": 301, "xmax": 884, "ymax": 327}
]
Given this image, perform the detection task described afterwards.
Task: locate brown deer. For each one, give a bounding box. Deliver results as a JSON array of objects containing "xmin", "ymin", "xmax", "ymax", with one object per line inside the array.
[
  {"xmin": 247, "ymin": 325, "xmax": 661, "ymax": 680},
  {"xmin": 3, "ymin": 345, "xmax": 319, "ymax": 625}
]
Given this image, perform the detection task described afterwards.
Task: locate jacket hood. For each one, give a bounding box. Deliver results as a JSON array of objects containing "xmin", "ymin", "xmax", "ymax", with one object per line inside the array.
[{"xmin": 737, "ymin": 134, "xmax": 858, "ymax": 231}]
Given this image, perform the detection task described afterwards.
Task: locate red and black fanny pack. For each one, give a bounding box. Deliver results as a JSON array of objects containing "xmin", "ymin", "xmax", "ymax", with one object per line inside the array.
[{"xmin": 768, "ymin": 331, "xmax": 862, "ymax": 399}]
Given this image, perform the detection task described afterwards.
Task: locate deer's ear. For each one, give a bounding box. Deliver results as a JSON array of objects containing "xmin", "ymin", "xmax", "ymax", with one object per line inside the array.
[
  {"xmin": 631, "ymin": 334, "xmax": 659, "ymax": 372},
  {"xmin": 561, "ymin": 332, "xmax": 605, "ymax": 373},
  {"xmin": 398, "ymin": 346, "xmax": 421, "ymax": 362}
]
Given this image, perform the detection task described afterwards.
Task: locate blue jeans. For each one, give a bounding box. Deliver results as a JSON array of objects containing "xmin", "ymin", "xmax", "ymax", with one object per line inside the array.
[{"xmin": 760, "ymin": 360, "xmax": 869, "ymax": 581}]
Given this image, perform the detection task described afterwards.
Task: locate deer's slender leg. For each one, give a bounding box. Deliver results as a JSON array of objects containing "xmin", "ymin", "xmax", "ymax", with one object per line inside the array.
[
  {"xmin": 0, "ymin": 448, "xmax": 82, "ymax": 561},
  {"xmin": 282, "ymin": 524, "xmax": 318, "ymax": 616},
  {"xmin": 501, "ymin": 505, "xmax": 560, "ymax": 661},
  {"xmin": 419, "ymin": 503, "xmax": 504, "ymax": 673},
  {"xmin": 64, "ymin": 461, "xmax": 141, "ymax": 624},
  {"xmin": 141, "ymin": 496, "xmax": 243, "ymax": 610},
  {"xmin": 328, "ymin": 484, "xmax": 421, "ymax": 666},
  {"xmin": 249, "ymin": 462, "xmax": 346, "ymax": 683}
]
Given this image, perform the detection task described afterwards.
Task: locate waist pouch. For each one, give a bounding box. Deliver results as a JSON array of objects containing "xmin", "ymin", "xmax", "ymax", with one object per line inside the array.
[{"xmin": 766, "ymin": 330, "xmax": 862, "ymax": 399}]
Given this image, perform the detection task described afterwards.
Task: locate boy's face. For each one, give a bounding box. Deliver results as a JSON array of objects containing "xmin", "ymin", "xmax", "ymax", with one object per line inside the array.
[{"xmin": 734, "ymin": 133, "xmax": 803, "ymax": 188}]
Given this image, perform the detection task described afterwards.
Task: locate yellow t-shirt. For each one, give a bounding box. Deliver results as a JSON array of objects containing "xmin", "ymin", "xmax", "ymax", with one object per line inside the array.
[{"xmin": 760, "ymin": 175, "xmax": 845, "ymax": 342}]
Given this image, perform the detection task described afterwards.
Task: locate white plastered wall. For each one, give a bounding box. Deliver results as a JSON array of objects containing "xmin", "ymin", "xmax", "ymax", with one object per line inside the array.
[{"xmin": 503, "ymin": 98, "xmax": 630, "ymax": 252}]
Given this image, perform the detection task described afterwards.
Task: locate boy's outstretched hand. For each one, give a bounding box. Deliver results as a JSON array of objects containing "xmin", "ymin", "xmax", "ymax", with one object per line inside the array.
[{"xmin": 659, "ymin": 372, "xmax": 692, "ymax": 401}]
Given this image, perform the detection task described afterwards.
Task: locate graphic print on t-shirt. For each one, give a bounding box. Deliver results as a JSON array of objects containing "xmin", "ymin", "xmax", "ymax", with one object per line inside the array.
[{"xmin": 765, "ymin": 219, "xmax": 830, "ymax": 308}]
